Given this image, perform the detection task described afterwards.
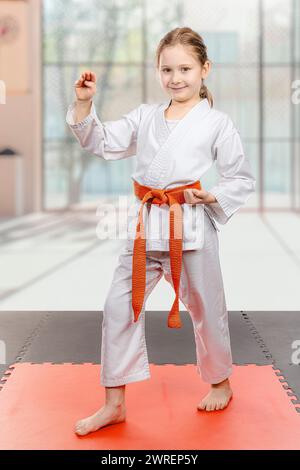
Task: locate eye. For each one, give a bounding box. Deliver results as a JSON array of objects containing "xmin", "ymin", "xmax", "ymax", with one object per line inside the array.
[{"xmin": 162, "ymin": 67, "xmax": 191, "ymax": 72}]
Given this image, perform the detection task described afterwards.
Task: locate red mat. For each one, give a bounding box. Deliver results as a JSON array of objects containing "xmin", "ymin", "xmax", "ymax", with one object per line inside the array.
[{"xmin": 0, "ymin": 363, "xmax": 299, "ymax": 450}]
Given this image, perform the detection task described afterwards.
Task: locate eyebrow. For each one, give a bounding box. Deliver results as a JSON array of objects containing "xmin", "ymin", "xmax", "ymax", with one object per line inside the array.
[{"xmin": 160, "ymin": 64, "xmax": 193, "ymax": 67}]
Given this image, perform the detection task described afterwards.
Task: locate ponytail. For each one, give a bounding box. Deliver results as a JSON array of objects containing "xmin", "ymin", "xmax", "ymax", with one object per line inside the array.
[{"xmin": 199, "ymin": 79, "xmax": 213, "ymax": 107}]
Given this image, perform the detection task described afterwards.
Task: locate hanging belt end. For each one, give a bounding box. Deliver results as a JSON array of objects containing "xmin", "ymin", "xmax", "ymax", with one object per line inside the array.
[{"xmin": 167, "ymin": 315, "xmax": 183, "ymax": 329}]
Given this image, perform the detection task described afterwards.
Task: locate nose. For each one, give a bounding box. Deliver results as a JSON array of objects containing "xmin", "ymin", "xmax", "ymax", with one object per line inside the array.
[
  {"xmin": 170, "ymin": 72, "xmax": 182, "ymax": 84},
  {"xmin": 171, "ymin": 76, "xmax": 181, "ymax": 84}
]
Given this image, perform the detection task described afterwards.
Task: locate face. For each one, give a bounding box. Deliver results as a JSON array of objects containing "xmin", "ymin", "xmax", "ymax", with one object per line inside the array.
[{"xmin": 157, "ymin": 44, "xmax": 211, "ymax": 104}]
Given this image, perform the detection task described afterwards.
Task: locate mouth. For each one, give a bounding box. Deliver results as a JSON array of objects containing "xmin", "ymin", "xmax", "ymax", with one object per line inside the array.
[{"xmin": 170, "ymin": 86, "xmax": 187, "ymax": 91}]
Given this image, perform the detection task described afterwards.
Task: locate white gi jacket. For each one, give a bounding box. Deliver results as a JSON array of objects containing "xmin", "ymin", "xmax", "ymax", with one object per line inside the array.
[{"xmin": 66, "ymin": 98, "xmax": 256, "ymax": 251}]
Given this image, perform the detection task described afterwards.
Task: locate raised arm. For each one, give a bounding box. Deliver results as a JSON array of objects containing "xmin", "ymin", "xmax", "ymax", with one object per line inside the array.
[
  {"xmin": 66, "ymin": 70, "xmax": 143, "ymax": 160},
  {"xmin": 72, "ymin": 70, "xmax": 95, "ymax": 122}
]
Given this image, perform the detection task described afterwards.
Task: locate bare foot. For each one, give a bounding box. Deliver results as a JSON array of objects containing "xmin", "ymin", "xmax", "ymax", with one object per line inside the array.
[
  {"xmin": 197, "ymin": 378, "xmax": 233, "ymax": 412},
  {"xmin": 74, "ymin": 403, "xmax": 126, "ymax": 436}
]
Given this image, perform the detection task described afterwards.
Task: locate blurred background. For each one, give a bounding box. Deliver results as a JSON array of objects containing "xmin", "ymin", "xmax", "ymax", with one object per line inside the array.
[{"xmin": 0, "ymin": 0, "xmax": 300, "ymax": 312}]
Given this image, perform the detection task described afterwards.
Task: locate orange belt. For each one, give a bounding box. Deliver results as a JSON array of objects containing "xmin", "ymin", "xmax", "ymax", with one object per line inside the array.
[{"xmin": 132, "ymin": 179, "xmax": 202, "ymax": 328}]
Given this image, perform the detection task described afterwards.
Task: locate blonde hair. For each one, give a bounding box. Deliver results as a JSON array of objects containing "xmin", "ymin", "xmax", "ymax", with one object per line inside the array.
[{"xmin": 155, "ymin": 26, "xmax": 213, "ymax": 107}]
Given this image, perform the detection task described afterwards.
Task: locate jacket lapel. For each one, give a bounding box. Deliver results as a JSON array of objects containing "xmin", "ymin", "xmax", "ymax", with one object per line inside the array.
[{"xmin": 143, "ymin": 98, "xmax": 211, "ymax": 188}]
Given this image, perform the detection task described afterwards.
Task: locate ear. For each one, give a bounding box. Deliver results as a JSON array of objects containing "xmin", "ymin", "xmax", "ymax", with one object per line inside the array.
[{"xmin": 202, "ymin": 60, "xmax": 212, "ymax": 79}]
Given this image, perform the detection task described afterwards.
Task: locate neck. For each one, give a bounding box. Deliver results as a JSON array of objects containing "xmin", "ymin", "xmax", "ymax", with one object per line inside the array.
[{"xmin": 169, "ymin": 97, "xmax": 203, "ymax": 109}]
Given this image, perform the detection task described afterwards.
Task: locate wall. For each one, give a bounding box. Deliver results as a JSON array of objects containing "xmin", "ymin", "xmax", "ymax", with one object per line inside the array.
[{"xmin": 0, "ymin": 0, "xmax": 42, "ymax": 215}]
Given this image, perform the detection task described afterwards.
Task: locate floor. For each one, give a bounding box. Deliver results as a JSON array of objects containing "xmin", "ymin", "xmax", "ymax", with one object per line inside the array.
[
  {"xmin": 0, "ymin": 208, "xmax": 300, "ymax": 449},
  {"xmin": 0, "ymin": 208, "xmax": 299, "ymax": 311}
]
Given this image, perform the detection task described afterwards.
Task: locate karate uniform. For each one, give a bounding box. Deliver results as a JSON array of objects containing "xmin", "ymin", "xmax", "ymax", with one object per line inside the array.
[{"xmin": 66, "ymin": 98, "xmax": 256, "ymax": 385}]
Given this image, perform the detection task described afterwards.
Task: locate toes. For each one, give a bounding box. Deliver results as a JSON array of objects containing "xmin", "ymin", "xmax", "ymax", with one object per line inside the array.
[
  {"xmin": 75, "ymin": 424, "xmax": 88, "ymax": 436},
  {"xmin": 75, "ymin": 420, "xmax": 86, "ymax": 435},
  {"xmin": 197, "ymin": 401, "xmax": 206, "ymax": 410},
  {"xmin": 198, "ymin": 396, "xmax": 231, "ymax": 411},
  {"xmin": 197, "ymin": 392, "xmax": 232, "ymax": 412},
  {"xmin": 208, "ymin": 400, "xmax": 221, "ymax": 411}
]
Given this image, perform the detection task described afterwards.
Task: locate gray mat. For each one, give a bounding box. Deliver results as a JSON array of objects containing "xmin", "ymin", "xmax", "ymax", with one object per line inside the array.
[
  {"xmin": 245, "ymin": 312, "xmax": 300, "ymax": 403},
  {"xmin": 0, "ymin": 311, "xmax": 49, "ymax": 383},
  {"xmin": 1, "ymin": 310, "xmax": 299, "ymax": 406},
  {"xmin": 145, "ymin": 311, "xmax": 269, "ymax": 365},
  {"xmin": 0, "ymin": 310, "xmax": 269, "ymax": 368}
]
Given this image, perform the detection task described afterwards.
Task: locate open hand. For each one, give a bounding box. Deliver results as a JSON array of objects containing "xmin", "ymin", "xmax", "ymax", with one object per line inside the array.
[{"xmin": 184, "ymin": 188, "xmax": 217, "ymax": 205}]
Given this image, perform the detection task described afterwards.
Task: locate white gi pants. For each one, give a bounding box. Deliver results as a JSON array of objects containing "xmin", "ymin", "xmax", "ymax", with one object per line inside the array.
[{"xmin": 100, "ymin": 210, "xmax": 233, "ymax": 386}]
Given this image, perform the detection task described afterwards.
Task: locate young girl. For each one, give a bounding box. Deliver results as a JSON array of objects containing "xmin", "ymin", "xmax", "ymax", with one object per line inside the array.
[{"xmin": 66, "ymin": 27, "xmax": 256, "ymax": 436}]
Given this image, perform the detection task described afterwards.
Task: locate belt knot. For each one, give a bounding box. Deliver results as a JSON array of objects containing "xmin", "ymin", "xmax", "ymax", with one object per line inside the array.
[{"xmin": 150, "ymin": 189, "xmax": 168, "ymax": 204}]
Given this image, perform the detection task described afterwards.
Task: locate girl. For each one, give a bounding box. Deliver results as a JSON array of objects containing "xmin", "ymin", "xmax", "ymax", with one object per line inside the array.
[{"xmin": 66, "ymin": 27, "xmax": 256, "ymax": 436}]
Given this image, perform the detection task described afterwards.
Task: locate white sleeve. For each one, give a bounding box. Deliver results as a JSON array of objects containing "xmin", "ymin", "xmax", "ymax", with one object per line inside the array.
[
  {"xmin": 66, "ymin": 101, "xmax": 143, "ymax": 160},
  {"xmin": 206, "ymin": 117, "xmax": 256, "ymax": 225}
]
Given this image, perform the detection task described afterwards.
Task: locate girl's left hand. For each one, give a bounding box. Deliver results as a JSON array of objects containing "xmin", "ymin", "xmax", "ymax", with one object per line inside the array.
[{"xmin": 184, "ymin": 188, "xmax": 217, "ymax": 205}]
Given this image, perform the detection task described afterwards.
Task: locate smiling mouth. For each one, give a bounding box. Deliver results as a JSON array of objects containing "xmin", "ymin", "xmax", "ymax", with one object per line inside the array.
[{"xmin": 170, "ymin": 86, "xmax": 187, "ymax": 90}]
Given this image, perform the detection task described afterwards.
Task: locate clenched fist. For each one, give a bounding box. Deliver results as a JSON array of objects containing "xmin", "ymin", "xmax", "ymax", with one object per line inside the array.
[
  {"xmin": 74, "ymin": 70, "xmax": 97, "ymax": 101},
  {"xmin": 184, "ymin": 188, "xmax": 217, "ymax": 205}
]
